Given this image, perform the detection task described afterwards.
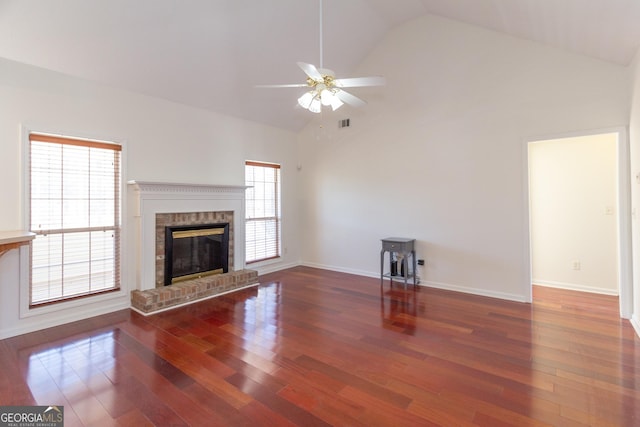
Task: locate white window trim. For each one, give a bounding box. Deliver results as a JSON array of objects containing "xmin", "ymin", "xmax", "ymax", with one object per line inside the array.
[
  {"xmin": 245, "ymin": 160, "xmax": 282, "ymax": 264},
  {"xmin": 19, "ymin": 125, "xmax": 129, "ymax": 319}
]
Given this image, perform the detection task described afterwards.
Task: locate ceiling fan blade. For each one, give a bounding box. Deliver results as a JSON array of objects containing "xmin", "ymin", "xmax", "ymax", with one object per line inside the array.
[
  {"xmin": 255, "ymin": 83, "xmax": 308, "ymax": 88},
  {"xmin": 297, "ymin": 62, "xmax": 323, "ymax": 82},
  {"xmin": 335, "ymin": 89, "xmax": 367, "ymax": 107},
  {"xmin": 334, "ymin": 76, "xmax": 386, "ymax": 88}
]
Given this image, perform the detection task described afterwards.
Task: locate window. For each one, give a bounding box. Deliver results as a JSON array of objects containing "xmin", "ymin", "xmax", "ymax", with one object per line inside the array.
[
  {"xmin": 29, "ymin": 133, "xmax": 121, "ymax": 306},
  {"xmin": 245, "ymin": 161, "xmax": 281, "ymax": 264}
]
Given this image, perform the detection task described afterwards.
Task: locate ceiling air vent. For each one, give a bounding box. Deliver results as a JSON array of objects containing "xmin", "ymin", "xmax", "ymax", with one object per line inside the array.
[{"xmin": 338, "ymin": 118, "xmax": 350, "ymax": 129}]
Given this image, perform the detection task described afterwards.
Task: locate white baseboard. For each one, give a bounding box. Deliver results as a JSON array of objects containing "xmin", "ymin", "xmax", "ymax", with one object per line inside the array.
[
  {"xmin": 253, "ymin": 261, "xmax": 300, "ymax": 276},
  {"xmin": 533, "ymin": 279, "xmax": 619, "ymax": 296},
  {"xmin": 0, "ymin": 299, "xmax": 130, "ymax": 340},
  {"xmin": 301, "ymin": 261, "xmax": 379, "ymax": 279},
  {"xmin": 301, "ymin": 262, "xmax": 528, "ymax": 303},
  {"xmin": 419, "ymin": 279, "xmax": 528, "ymax": 303},
  {"xmin": 631, "ymin": 315, "xmax": 640, "ymax": 339}
]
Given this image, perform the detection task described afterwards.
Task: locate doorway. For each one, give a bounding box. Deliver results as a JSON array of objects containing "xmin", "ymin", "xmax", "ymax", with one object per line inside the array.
[{"xmin": 526, "ymin": 129, "xmax": 632, "ymax": 318}]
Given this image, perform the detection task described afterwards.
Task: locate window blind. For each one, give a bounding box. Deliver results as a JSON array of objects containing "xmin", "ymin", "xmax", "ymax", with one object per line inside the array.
[
  {"xmin": 29, "ymin": 133, "xmax": 121, "ymax": 306},
  {"xmin": 245, "ymin": 161, "xmax": 281, "ymax": 264}
]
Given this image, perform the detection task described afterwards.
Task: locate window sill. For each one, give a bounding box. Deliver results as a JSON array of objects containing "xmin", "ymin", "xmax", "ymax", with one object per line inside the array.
[
  {"xmin": 20, "ymin": 274, "xmax": 128, "ymax": 320},
  {"xmin": 246, "ymin": 256, "xmax": 281, "ymax": 268}
]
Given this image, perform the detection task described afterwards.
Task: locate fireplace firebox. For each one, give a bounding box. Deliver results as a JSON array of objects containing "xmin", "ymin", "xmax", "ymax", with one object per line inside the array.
[{"xmin": 164, "ymin": 223, "xmax": 229, "ymax": 285}]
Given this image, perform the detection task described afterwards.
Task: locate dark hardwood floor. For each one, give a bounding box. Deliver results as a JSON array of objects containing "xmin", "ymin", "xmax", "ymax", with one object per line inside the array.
[{"xmin": 1, "ymin": 266, "xmax": 638, "ymax": 426}]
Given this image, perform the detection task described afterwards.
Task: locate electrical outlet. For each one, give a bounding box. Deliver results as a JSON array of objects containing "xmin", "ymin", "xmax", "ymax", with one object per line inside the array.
[
  {"xmin": 417, "ymin": 259, "xmax": 425, "ymax": 266},
  {"xmin": 572, "ymin": 261, "xmax": 581, "ymax": 270}
]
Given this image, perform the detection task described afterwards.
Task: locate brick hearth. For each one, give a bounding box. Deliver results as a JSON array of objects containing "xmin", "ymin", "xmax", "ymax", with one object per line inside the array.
[{"xmin": 131, "ymin": 269, "xmax": 258, "ymax": 314}]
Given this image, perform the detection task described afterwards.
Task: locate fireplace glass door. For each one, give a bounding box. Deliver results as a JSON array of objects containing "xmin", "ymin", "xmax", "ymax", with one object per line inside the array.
[{"xmin": 165, "ymin": 223, "xmax": 229, "ymax": 285}]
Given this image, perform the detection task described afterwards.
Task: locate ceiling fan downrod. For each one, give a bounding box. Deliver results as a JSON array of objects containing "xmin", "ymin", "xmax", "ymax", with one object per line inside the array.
[{"xmin": 319, "ymin": 0, "xmax": 324, "ymax": 69}]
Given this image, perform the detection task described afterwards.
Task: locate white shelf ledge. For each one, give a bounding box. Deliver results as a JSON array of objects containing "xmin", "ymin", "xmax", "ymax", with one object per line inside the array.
[{"xmin": 0, "ymin": 230, "xmax": 35, "ymax": 257}]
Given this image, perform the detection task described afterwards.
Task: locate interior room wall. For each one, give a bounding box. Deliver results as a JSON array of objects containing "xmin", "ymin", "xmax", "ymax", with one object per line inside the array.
[
  {"xmin": 529, "ymin": 134, "xmax": 618, "ymax": 295},
  {"xmin": 629, "ymin": 52, "xmax": 640, "ymax": 336},
  {"xmin": 297, "ymin": 14, "xmax": 630, "ymax": 302},
  {"xmin": 0, "ymin": 57, "xmax": 300, "ymax": 339}
]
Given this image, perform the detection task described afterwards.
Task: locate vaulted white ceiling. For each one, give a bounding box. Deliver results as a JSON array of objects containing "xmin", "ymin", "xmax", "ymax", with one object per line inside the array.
[{"xmin": 1, "ymin": 0, "xmax": 639, "ymax": 131}]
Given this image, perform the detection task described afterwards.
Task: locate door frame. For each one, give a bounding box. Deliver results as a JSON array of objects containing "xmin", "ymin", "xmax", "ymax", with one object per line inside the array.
[{"xmin": 522, "ymin": 126, "xmax": 632, "ymax": 318}]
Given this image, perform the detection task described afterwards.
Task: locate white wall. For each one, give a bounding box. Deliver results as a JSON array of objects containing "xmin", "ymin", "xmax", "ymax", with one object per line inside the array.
[
  {"xmin": 529, "ymin": 134, "xmax": 618, "ymax": 294},
  {"xmin": 297, "ymin": 14, "xmax": 630, "ymax": 302},
  {"xmin": 629, "ymin": 53, "xmax": 640, "ymax": 336},
  {"xmin": 0, "ymin": 57, "xmax": 300, "ymax": 338}
]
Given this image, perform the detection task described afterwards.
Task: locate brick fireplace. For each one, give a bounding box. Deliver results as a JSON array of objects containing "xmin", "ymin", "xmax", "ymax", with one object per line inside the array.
[{"xmin": 127, "ymin": 181, "xmax": 258, "ymax": 314}]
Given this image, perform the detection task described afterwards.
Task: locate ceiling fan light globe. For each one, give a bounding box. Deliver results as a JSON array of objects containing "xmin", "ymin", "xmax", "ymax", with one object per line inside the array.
[
  {"xmin": 320, "ymin": 89, "xmax": 334, "ymax": 106},
  {"xmin": 309, "ymin": 98, "xmax": 322, "ymax": 113},
  {"xmin": 330, "ymin": 96, "xmax": 344, "ymax": 111},
  {"xmin": 297, "ymin": 91, "xmax": 314, "ymax": 109}
]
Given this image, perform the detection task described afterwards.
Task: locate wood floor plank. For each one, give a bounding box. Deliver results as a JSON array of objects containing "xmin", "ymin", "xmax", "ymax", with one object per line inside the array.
[
  {"xmin": 338, "ymin": 384, "xmax": 440, "ymax": 426},
  {"xmin": 295, "ymin": 354, "xmax": 412, "ymax": 409},
  {"xmin": 115, "ymin": 409, "xmax": 155, "ymax": 427},
  {"xmin": 180, "ymin": 382, "xmax": 254, "ymax": 426},
  {"xmin": 226, "ymin": 371, "xmax": 330, "ymax": 426},
  {"xmin": 0, "ymin": 266, "xmax": 638, "ymax": 426},
  {"xmin": 277, "ymin": 382, "xmax": 367, "ymax": 427},
  {"xmin": 238, "ymin": 400, "xmax": 299, "ymax": 427}
]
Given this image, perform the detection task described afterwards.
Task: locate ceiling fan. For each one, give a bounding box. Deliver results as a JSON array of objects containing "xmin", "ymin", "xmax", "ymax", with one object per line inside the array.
[{"xmin": 257, "ymin": 0, "xmax": 385, "ymax": 113}]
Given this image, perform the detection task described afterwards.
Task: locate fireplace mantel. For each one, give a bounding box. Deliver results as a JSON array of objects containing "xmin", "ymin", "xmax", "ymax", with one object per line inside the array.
[
  {"xmin": 128, "ymin": 181, "xmax": 249, "ymax": 291},
  {"xmin": 129, "ymin": 181, "xmax": 248, "ymax": 196}
]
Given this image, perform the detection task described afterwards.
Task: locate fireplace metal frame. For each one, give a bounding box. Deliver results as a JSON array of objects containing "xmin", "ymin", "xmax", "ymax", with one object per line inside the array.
[{"xmin": 164, "ymin": 222, "xmax": 229, "ymax": 285}]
